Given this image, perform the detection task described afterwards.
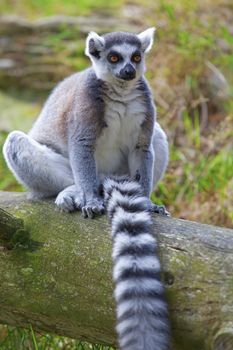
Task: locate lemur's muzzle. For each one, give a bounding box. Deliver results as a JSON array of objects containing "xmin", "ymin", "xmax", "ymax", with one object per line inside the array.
[{"xmin": 119, "ymin": 64, "xmax": 136, "ymax": 80}]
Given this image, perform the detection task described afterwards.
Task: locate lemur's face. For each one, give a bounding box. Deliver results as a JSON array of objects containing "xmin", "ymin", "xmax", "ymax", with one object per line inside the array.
[{"xmin": 85, "ymin": 28, "xmax": 155, "ymax": 84}]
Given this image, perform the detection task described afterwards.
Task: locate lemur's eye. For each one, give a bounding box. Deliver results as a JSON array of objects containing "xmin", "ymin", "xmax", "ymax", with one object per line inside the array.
[
  {"xmin": 132, "ymin": 54, "xmax": 141, "ymax": 63},
  {"xmin": 107, "ymin": 51, "xmax": 122, "ymax": 64},
  {"xmin": 108, "ymin": 55, "xmax": 120, "ymax": 63}
]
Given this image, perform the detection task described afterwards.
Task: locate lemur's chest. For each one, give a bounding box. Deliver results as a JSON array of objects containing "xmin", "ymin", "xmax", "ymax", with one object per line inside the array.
[{"xmin": 95, "ymin": 95, "xmax": 146, "ymax": 173}]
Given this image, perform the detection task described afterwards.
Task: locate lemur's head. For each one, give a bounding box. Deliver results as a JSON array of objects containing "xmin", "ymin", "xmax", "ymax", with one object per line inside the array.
[{"xmin": 85, "ymin": 28, "xmax": 155, "ymax": 84}]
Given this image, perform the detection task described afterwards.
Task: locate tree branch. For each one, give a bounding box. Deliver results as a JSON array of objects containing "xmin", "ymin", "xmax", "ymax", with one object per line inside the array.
[{"xmin": 0, "ymin": 191, "xmax": 233, "ymax": 350}]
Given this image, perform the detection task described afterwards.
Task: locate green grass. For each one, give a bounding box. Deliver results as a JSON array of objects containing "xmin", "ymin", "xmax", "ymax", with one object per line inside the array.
[
  {"xmin": 0, "ymin": 91, "xmax": 40, "ymax": 192},
  {"xmin": 0, "ymin": 325, "xmax": 115, "ymax": 350},
  {"xmin": 0, "ymin": 0, "xmax": 122, "ymax": 18},
  {"xmin": 152, "ymin": 109, "xmax": 233, "ymax": 226}
]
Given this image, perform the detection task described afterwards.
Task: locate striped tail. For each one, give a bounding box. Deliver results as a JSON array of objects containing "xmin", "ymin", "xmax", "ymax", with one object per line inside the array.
[{"xmin": 104, "ymin": 176, "xmax": 170, "ymax": 350}]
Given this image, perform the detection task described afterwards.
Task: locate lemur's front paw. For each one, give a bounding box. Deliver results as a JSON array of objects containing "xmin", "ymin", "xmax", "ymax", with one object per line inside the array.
[
  {"xmin": 55, "ymin": 186, "xmax": 84, "ymax": 212},
  {"xmin": 149, "ymin": 202, "xmax": 170, "ymax": 216},
  {"xmin": 82, "ymin": 197, "xmax": 105, "ymax": 219}
]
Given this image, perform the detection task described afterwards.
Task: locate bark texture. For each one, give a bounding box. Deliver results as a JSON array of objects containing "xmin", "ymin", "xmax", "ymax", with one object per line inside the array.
[{"xmin": 0, "ymin": 191, "xmax": 233, "ymax": 350}]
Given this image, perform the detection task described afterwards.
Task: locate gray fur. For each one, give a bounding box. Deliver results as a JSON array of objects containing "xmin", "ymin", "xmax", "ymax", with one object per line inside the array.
[
  {"xmin": 104, "ymin": 177, "xmax": 170, "ymax": 350},
  {"xmin": 3, "ymin": 28, "xmax": 169, "ymax": 218},
  {"xmin": 103, "ymin": 32, "xmax": 142, "ymax": 50}
]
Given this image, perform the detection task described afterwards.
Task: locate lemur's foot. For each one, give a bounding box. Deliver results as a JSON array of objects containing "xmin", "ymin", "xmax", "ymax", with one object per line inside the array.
[
  {"xmin": 81, "ymin": 198, "xmax": 105, "ymax": 219},
  {"xmin": 55, "ymin": 186, "xmax": 105, "ymax": 218},
  {"xmin": 149, "ymin": 202, "xmax": 170, "ymax": 216},
  {"xmin": 55, "ymin": 186, "xmax": 81, "ymax": 212}
]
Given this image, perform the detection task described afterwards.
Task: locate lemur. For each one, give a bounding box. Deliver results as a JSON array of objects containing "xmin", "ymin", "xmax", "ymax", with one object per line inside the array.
[
  {"xmin": 3, "ymin": 27, "xmax": 168, "ymax": 217},
  {"xmin": 3, "ymin": 28, "xmax": 170, "ymax": 349}
]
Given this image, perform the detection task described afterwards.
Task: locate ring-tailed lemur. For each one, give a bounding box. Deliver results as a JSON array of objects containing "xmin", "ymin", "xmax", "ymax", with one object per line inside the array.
[
  {"xmin": 3, "ymin": 28, "xmax": 170, "ymax": 348},
  {"xmin": 104, "ymin": 176, "xmax": 170, "ymax": 350},
  {"xmin": 3, "ymin": 27, "xmax": 168, "ymax": 218}
]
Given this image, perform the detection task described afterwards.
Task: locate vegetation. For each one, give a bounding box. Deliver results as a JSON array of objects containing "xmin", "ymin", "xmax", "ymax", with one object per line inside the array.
[
  {"xmin": 0, "ymin": 0, "xmax": 122, "ymax": 17},
  {"xmin": 0, "ymin": 0, "xmax": 232, "ymax": 348},
  {"xmin": 0, "ymin": 325, "xmax": 114, "ymax": 350}
]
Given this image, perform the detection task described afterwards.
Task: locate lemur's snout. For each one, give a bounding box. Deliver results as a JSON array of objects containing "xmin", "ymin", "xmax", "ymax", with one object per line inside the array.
[{"xmin": 120, "ymin": 63, "xmax": 136, "ymax": 80}]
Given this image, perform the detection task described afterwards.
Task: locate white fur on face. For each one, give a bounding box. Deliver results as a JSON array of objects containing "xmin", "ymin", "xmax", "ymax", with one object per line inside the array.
[
  {"xmin": 85, "ymin": 29, "xmax": 155, "ymax": 84},
  {"xmin": 90, "ymin": 43, "xmax": 146, "ymax": 84}
]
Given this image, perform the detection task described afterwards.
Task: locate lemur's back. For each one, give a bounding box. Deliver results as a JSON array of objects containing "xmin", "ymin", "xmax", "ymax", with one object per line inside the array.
[{"xmin": 29, "ymin": 68, "xmax": 93, "ymax": 156}]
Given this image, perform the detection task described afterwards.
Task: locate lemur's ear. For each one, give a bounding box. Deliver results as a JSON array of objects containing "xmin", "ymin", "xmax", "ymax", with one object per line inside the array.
[
  {"xmin": 137, "ymin": 27, "xmax": 156, "ymax": 53},
  {"xmin": 85, "ymin": 32, "xmax": 105, "ymax": 59}
]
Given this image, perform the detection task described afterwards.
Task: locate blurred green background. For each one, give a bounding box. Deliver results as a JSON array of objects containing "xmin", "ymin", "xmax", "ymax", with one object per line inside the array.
[{"xmin": 0, "ymin": 0, "xmax": 232, "ymax": 348}]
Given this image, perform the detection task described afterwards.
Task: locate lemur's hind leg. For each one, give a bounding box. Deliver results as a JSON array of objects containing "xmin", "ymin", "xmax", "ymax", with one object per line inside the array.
[
  {"xmin": 152, "ymin": 122, "xmax": 169, "ymax": 187},
  {"xmin": 3, "ymin": 131, "xmax": 74, "ymax": 198},
  {"xmin": 151, "ymin": 122, "xmax": 170, "ymax": 215}
]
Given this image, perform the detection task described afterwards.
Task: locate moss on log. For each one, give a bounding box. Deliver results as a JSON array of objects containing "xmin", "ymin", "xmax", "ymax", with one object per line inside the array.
[{"xmin": 0, "ymin": 191, "xmax": 233, "ymax": 349}]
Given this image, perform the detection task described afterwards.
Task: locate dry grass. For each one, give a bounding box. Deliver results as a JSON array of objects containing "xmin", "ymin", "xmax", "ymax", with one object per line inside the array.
[{"xmin": 142, "ymin": 0, "xmax": 233, "ymax": 227}]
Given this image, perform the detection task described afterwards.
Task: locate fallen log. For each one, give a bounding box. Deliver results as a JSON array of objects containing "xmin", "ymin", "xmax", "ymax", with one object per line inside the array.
[{"xmin": 0, "ymin": 191, "xmax": 233, "ymax": 350}]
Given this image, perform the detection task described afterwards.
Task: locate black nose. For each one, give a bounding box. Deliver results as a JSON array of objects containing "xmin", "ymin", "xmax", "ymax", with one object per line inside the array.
[{"xmin": 120, "ymin": 64, "xmax": 136, "ymax": 80}]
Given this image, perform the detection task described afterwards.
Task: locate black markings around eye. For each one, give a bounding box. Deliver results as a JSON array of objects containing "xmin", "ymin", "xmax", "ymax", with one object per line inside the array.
[
  {"xmin": 131, "ymin": 51, "xmax": 142, "ymax": 63},
  {"xmin": 107, "ymin": 51, "xmax": 122, "ymax": 64}
]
